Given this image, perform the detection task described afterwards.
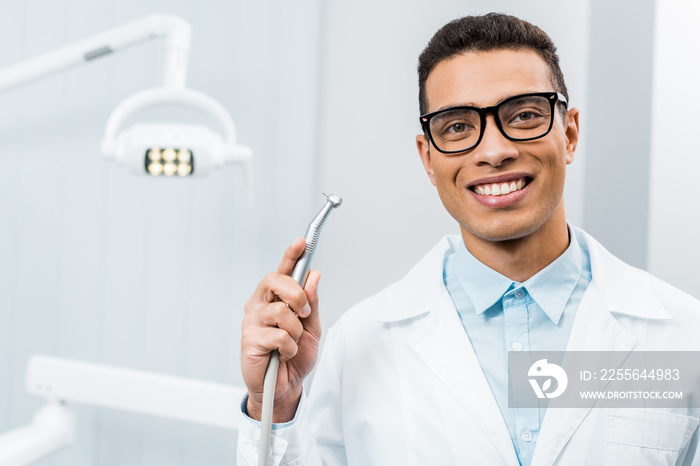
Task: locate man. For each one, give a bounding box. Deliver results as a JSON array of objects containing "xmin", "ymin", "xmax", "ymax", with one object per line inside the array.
[{"xmin": 238, "ymin": 13, "xmax": 700, "ymax": 466}]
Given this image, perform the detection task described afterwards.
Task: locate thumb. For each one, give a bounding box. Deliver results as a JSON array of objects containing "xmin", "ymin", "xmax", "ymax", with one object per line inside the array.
[{"xmin": 300, "ymin": 270, "xmax": 321, "ymax": 332}]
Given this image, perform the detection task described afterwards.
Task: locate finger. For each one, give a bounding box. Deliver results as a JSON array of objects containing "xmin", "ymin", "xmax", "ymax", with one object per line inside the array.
[
  {"xmin": 248, "ymin": 271, "xmax": 308, "ymax": 311},
  {"xmin": 277, "ymin": 237, "xmax": 306, "ymax": 276},
  {"xmin": 259, "ymin": 327, "xmax": 298, "ymax": 362},
  {"xmin": 241, "ymin": 325, "xmax": 298, "ymax": 364},
  {"xmin": 300, "ymin": 270, "xmax": 321, "ymax": 324},
  {"xmin": 304, "ymin": 270, "xmax": 320, "ymax": 309},
  {"xmin": 257, "ymin": 302, "xmax": 305, "ymax": 343}
]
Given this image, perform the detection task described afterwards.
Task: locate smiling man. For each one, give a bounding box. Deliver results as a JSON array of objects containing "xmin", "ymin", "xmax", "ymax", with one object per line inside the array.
[
  {"xmin": 416, "ymin": 47, "xmax": 578, "ymax": 283},
  {"xmin": 238, "ymin": 13, "xmax": 700, "ymax": 466}
]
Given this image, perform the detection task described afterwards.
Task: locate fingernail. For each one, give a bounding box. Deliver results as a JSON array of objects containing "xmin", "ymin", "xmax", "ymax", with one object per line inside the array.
[{"xmin": 301, "ymin": 304, "xmax": 311, "ymax": 317}]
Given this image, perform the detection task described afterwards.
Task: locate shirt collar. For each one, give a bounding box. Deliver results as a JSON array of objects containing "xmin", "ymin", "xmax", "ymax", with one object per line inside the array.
[
  {"xmin": 522, "ymin": 226, "xmax": 583, "ymax": 324},
  {"xmin": 447, "ymin": 241, "xmax": 512, "ymax": 316},
  {"xmin": 447, "ymin": 226, "xmax": 583, "ymax": 324}
]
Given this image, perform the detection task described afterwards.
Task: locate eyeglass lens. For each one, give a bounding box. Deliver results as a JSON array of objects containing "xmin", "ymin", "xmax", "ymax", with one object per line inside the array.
[{"xmin": 429, "ymin": 95, "xmax": 553, "ymax": 152}]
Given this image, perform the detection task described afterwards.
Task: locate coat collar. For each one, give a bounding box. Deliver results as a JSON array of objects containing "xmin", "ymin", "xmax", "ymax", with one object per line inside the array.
[
  {"xmin": 376, "ymin": 227, "xmax": 673, "ymax": 323},
  {"xmin": 374, "ymin": 235, "xmax": 458, "ymax": 323},
  {"xmin": 576, "ymin": 227, "xmax": 673, "ymax": 320}
]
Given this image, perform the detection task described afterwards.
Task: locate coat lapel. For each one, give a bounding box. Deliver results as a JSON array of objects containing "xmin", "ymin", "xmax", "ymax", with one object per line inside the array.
[
  {"xmin": 529, "ymin": 280, "xmax": 636, "ymax": 466},
  {"xmin": 531, "ymin": 229, "xmax": 673, "ymax": 466},
  {"xmin": 407, "ymin": 289, "xmax": 521, "ymax": 466}
]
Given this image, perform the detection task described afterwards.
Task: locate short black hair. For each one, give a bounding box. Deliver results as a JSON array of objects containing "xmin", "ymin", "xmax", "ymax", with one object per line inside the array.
[{"xmin": 417, "ymin": 13, "xmax": 568, "ymax": 115}]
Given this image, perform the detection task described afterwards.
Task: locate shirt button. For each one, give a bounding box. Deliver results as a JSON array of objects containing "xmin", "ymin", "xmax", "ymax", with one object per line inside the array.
[
  {"xmin": 521, "ymin": 430, "xmax": 533, "ymax": 442},
  {"xmin": 514, "ymin": 289, "xmax": 525, "ymax": 299},
  {"xmin": 511, "ymin": 342, "xmax": 523, "ymax": 351}
]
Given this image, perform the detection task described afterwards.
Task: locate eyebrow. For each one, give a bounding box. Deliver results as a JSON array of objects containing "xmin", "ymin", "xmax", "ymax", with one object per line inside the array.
[
  {"xmin": 432, "ymin": 91, "xmax": 542, "ymax": 113},
  {"xmin": 433, "ymin": 102, "xmax": 479, "ymax": 112}
]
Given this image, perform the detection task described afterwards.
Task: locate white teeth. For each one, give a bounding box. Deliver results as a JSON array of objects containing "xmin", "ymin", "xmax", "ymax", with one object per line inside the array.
[{"xmin": 473, "ymin": 178, "xmax": 528, "ymax": 196}]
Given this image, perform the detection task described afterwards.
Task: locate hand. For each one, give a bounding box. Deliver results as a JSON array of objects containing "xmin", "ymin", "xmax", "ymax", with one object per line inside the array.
[{"xmin": 241, "ymin": 237, "xmax": 322, "ymax": 422}]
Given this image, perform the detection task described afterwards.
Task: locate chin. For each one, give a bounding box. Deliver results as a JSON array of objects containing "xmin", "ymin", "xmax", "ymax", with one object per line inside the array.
[{"xmin": 463, "ymin": 217, "xmax": 543, "ymax": 243}]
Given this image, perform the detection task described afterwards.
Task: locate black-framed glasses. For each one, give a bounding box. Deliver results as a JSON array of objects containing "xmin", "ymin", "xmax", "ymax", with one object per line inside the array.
[{"xmin": 419, "ymin": 92, "xmax": 568, "ymax": 154}]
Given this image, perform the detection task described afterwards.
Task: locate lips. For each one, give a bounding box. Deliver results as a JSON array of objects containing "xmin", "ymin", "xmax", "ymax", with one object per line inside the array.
[{"xmin": 470, "ymin": 177, "xmax": 531, "ymax": 196}]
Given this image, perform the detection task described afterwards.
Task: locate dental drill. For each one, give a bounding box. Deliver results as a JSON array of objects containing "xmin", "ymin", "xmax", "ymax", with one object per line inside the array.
[{"xmin": 258, "ymin": 193, "xmax": 342, "ymax": 466}]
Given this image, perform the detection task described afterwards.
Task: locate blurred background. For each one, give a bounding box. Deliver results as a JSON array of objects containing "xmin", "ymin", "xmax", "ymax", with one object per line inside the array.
[{"xmin": 0, "ymin": 0, "xmax": 697, "ymax": 464}]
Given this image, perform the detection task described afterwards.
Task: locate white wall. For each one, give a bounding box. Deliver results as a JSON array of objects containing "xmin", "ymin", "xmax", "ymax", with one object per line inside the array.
[
  {"xmin": 648, "ymin": 0, "xmax": 700, "ymax": 299},
  {"xmin": 583, "ymin": 0, "xmax": 657, "ymax": 270},
  {"xmin": 0, "ymin": 0, "xmax": 320, "ymax": 464}
]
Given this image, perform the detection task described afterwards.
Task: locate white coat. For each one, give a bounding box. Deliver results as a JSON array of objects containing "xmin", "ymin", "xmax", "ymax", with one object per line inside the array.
[{"xmin": 238, "ymin": 228, "xmax": 700, "ymax": 466}]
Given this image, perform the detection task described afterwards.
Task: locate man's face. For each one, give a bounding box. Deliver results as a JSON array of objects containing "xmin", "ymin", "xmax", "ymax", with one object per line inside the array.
[{"xmin": 416, "ymin": 49, "xmax": 579, "ymax": 245}]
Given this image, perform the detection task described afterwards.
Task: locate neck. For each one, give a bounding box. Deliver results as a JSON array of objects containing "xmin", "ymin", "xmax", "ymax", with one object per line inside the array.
[{"xmin": 460, "ymin": 210, "xmax": 570, "ymax": 283}]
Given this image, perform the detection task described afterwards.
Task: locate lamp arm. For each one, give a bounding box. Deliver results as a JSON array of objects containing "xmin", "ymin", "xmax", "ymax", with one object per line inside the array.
[
  {"xmin": 26, "ymin": 355, "xmax": 247, "ymax": 429},
  {"xmin": 0, "ymin": 14, "xmax": 191, "ymax": 92},
  {"xmin": 0, "ymin": 355, "xmax": 249, "ymax": 465},
  {"xmin": 0, "ymin": 401, "xmax": 75, "ymax": 466},
  {"xmin": 101, "ymin": 87, "xmax": 239, "ymax": 158}
]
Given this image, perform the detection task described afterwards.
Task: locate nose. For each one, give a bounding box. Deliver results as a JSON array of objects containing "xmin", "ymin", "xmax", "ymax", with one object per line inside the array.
[{"xmin": 471, "ymin": 115, "xmax": 519, "ymax": 167}]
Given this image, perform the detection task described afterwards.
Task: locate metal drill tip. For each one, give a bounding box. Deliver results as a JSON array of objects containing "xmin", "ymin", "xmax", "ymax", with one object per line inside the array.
[{"xmin": 323, "ymin": 193, "xmax": 342, "ymax": 208}]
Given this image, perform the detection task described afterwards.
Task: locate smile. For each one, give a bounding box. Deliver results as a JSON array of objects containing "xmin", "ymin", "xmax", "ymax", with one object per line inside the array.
[{"xmin": 471, "ymin": 177, "xmax": 530, "ymax": 196}]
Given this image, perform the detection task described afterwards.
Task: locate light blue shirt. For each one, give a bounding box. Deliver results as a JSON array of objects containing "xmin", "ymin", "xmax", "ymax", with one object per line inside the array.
[{"xmin": 443, "ymin": 227, "xmax": 592, "ymax": 466}]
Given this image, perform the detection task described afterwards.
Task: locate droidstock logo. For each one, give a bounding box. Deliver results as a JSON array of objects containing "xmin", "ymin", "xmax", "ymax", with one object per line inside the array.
[{"xmin": 528, "ymin": 359, "xmax": 568, "ymax": 399}]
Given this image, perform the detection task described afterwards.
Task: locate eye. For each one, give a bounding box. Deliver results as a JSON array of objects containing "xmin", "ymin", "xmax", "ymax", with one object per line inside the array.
[
  {"xmin": 514, "ymin": 112, "xmax": 535, "ymax": 122},
  {"xmin": 500, "ymin": 95, "xmax": 551, "ymax": 128},
  {"xmin": 507, "ymin": 109, "xmax": 547, "ymax": 127},
  {"xmin": 430, "ymin": 108, "xmax": 479, "ymax": 141},
  {"xmin": 439, "ymin": 120, "xmax": 476, "ymax": 140},
  {"xmin": 449, "ymin": 122, "xmax": 468, "ymax": 133}
]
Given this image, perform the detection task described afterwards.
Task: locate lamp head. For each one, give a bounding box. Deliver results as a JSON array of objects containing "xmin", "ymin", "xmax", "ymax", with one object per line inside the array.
[
  {"xmin": 145, "ymin": 147, "xmax": 193, "ymax": 177},
  {"xmin": 111, "ymin": 123, "xmax": 227, "ymax": 177},
  {"xmin": 101, "ymin": 87, "xmax": 253, "ymax": 203}
]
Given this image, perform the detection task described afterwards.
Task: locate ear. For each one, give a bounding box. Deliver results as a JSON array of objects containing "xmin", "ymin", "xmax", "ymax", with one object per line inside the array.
[
  {"xmin": 564, "ymin": 107, "xmax": 580, "ymax": 165},
  {"xmin": 416, "ymin": 133, "xmax": 437, "ymax": 186}
]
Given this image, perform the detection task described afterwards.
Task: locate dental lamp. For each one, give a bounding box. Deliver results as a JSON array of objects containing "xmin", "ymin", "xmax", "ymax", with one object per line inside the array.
[
  {"xmin": 0, "ymin": 356, "xmax": 246, "ymax": 465},
  {"xmin": 0, "ymin": 13, "xmax": 252, "ymax": 203}
]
